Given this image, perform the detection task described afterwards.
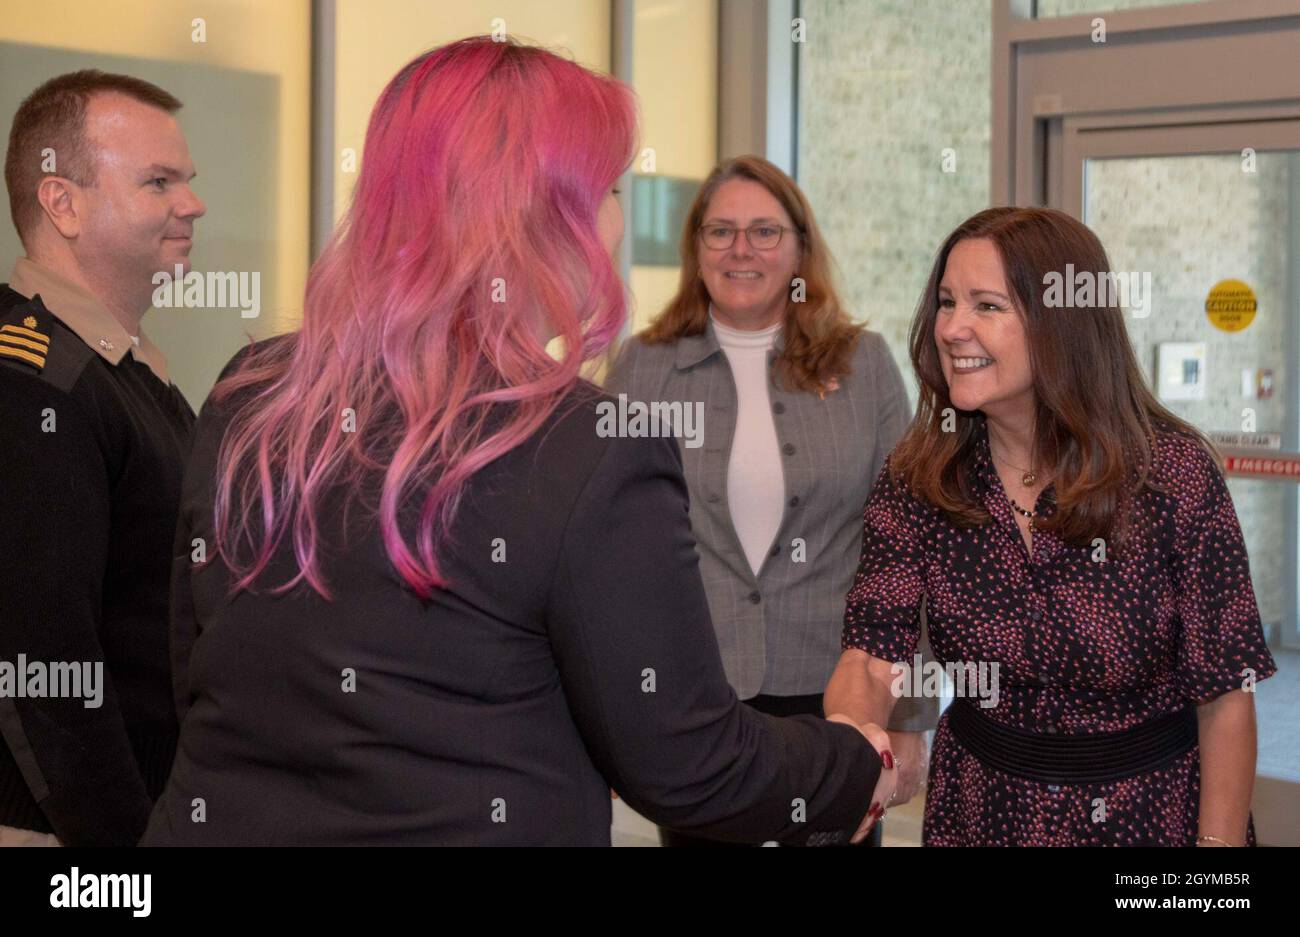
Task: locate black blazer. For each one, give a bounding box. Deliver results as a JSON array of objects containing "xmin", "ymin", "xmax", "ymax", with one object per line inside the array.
[{"xmin": 142, "ymin": 341, "xmax": 880, "ymax": 845}]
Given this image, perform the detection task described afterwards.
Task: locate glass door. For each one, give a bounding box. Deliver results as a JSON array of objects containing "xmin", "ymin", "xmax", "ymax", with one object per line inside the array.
[{"xmin": 1065, "ymin": 120, "xmax": 1300, "ymax": 844}]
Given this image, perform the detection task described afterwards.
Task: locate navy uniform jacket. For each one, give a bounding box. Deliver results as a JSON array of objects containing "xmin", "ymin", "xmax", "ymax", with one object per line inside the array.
[{"xmin": 0, "ymin": 280, "xmax": 192, "ymax": 845}]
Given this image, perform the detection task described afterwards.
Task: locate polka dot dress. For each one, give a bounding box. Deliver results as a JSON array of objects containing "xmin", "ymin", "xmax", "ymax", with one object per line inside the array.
[{"xmin": 842, "ymin": 416, "xmax": 1277, "ymax": 846}]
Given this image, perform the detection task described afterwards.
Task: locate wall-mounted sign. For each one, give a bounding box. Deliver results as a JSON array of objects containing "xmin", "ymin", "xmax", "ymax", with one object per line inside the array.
[
  {"xmin": 1222, "ymin": 452, "xmax": 1300, "ymax": 481},
  {"xmin": 1156, "ymin": 341, "xmax": 1206, "ymax": 401},
  {"xmin": 1205, "ymin": 279, "xmax": 1257, "ymax": 332},
  {"xmin": 630, "ymin": 174, "xmax": 703, "ymax": 267},
  {"xmin": 1242, "ymin": 368, "xmax": 1275, "ymax": 399},
  {"xmin": 1208, "ymin": 431, "xmax": 1282, "ymax": 450}
]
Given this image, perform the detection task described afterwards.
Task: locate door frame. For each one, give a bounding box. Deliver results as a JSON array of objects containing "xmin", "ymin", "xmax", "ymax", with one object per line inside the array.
[
  {"xmin": 1061, "ymin": 110, "xmax": 1300, "ymax": 210},
  {"xmin": 993, "ymin": 0, "xmax": 1300, "ymax": 208}
]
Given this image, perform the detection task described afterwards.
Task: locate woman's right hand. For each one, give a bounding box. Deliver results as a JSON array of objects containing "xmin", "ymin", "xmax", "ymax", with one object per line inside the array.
[{"xmin": 826, "ymin": 713, "xmax": 897, "ymax": 843}]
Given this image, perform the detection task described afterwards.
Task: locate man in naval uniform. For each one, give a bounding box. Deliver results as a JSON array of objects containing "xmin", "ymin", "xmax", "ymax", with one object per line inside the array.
[{"xmin": 0, "ymin": 70, "xmax": 205, "ymax": 845}]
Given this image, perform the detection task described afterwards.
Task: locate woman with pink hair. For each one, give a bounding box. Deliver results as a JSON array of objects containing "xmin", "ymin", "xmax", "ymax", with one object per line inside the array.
[{"xmin": 141, "ymin": 37, "xmax": 894, "ymax": 845}]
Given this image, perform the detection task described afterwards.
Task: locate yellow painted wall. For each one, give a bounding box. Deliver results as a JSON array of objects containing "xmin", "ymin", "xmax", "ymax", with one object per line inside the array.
[
  {"xmin": 0, "ymin": 0, "xmax": 311, "ymax": 340},
  {"xmin": 331, "ymin": 0, "xmax": 612, "ymax": 222},
  {"xmin": 627, "ymin": 0, "xmax": 716, "ymax": 335},
  {"xmin": 328, "ymin": 1, "xmax": 717, "ymax": 341},
  {"xmin": 632, "ymin": 0, "xmax": 717, "ymax": 179}
]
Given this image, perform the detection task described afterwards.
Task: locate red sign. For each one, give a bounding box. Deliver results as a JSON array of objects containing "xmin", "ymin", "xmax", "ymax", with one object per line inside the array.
[{"xmin": 1222, "ymin": 451, "xmax": 1300, "ymax": 481}]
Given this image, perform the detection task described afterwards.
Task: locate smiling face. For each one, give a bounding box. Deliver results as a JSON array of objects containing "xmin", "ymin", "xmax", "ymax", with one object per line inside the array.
[
  {"xmin": 696, "ymin": 177, "xmax": 801, "ymax": 330},
  {"xmin": 75, "ymin": 92, "xmax": 205, "ymax": 287},
  {"xmin": 934, "ymin": 237, "xmax": 1036, "ymax": 423}
]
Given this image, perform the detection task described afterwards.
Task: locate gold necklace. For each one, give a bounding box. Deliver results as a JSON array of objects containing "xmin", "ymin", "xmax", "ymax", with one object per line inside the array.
[
  {"xmin": 990, "ymin": 445, "xmax": 1037, "ymax": 487},
  {"xmin": 991, "ymin": 449, "xmax": 1040, "ymax": 527}
]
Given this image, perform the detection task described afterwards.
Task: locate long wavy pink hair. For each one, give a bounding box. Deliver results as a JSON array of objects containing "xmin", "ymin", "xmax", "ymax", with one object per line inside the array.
[{"xmin": 210, "ymin": 37, "xmax": 637, "ymax": 598}]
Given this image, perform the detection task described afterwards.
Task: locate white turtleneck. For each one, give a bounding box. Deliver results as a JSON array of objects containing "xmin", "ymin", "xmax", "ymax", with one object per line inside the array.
[{"xmin": 711, "ymin": 311, "xmax": 786, "ymax": 577}]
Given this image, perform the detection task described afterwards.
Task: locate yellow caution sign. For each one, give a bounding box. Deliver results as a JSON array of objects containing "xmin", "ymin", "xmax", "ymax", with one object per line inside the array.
[{"xmin": 1205, "ymin": 279, "xmax": 1257, "ymax": 332}]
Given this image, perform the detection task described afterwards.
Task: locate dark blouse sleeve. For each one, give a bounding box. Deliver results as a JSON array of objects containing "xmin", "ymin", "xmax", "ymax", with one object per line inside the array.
[
  {"xmin": 1170, "ymin": 443, "xmax": 1278, "ymax": 704},
  {"xmin": 841, "ymin": 457, "xmax": 926, "ymax": 663},
  {"xmin": 545, "ymin": 430, "xmax": 881, "ymax": 844}
]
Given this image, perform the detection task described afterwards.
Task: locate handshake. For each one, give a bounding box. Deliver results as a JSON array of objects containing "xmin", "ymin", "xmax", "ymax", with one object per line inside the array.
[{"xmin": 825, "ymin": 714, "xmax": 929, "ymax": 844}]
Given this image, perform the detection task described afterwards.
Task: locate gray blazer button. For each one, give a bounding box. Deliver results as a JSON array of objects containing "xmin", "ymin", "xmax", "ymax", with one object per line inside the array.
[
  {"xmin": 772, "ymin": 401, "xmax": 786, "ymax": 414},
  {"xmin": 782, "ymin": 443, "xmax": 796, "ymax": 455},
  {"xmin": 748, "ymin": 591, "xmax": 761, "ymax": 604}
]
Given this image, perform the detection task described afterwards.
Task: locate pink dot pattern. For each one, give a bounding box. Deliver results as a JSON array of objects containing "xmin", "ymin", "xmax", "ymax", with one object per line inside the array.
[{"xmin": 842, "ymin": 416, "xmax": 1278, "ymax": 846}]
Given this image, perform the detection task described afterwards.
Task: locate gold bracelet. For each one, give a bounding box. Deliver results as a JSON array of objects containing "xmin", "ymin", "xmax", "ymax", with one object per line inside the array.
[{"xmin": 1196, "ymin": 835, "xmax": 1239, "ymax": 847}]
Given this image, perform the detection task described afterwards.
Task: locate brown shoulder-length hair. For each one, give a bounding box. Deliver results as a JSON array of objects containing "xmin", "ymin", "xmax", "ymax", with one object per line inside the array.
[
  {"xmin": 639, "ymin": 154, "xmax": 862, "ymax": 394},
  {"xmin": 890, "ymin": 206, "xmax": 1217, "ymax": 551}
]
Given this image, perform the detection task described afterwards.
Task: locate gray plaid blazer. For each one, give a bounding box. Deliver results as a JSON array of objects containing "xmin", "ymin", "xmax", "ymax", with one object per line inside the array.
[{"xmin": 605, "ymin": 321, "xmax": 937, "ymax": 732}]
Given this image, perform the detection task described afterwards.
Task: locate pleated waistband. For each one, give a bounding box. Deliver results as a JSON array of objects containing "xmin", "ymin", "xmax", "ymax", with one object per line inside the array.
[{"xmin": 946, "ymin": 700, "xmax": 1198, "ymax": 785}]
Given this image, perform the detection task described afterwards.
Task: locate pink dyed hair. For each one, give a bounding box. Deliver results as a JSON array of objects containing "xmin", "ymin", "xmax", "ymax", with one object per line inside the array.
[{"xmin": 210, "ymin": 37, "xmax": 637, "ymax": 598}]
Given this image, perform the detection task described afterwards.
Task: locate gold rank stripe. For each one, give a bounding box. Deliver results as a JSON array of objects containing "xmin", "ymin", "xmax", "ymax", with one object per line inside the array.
[
  {"xmin": 1, "ymin": 323, "xmax": 50, "ymax": 345},
  {"xmin": 0, "ymin": 343, "xmax": 46, "ymax": 368},
  {"xmin": 0, "ymin": 332, "xmax": 49, "ymax": 354}
]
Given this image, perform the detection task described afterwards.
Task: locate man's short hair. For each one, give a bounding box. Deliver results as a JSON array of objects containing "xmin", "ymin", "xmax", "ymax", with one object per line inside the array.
[{"xmin": 4, "ymin": 70, "xmax": 182, "ymax": 247}]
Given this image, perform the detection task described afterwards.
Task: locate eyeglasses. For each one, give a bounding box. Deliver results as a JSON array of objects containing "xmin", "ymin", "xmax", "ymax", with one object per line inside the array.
[{"xmin": 697, "ymin": 223, "xmax": 794, "ymax": 251}]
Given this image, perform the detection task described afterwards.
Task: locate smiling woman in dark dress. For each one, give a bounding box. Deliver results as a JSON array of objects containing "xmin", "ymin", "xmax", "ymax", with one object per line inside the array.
[{"xmin": 824, "ymin": 206, "xmax": 1276, "ymax": 846}]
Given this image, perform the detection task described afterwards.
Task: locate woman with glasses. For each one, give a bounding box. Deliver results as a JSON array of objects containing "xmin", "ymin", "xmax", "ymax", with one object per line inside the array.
[{"xmin": 606, "ymin": 155, "xmax": 936, "ymax": 847}]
